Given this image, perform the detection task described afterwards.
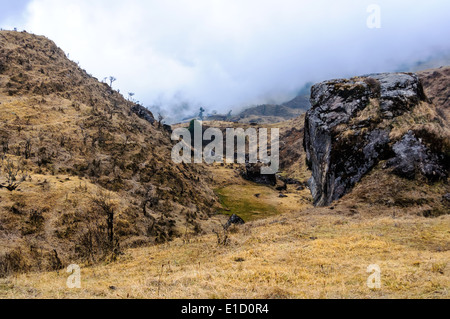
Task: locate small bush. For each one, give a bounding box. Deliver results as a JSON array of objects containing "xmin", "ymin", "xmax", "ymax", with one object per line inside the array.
[
  {"xmin": 213, "ymin": 228, "xmax": 230, "ymax": 246},
  {"xmin": 431, "ymin": 262, "xmax": 447, "ymax": 274},
  {"xmin": 364, "ymin": 77, "xmax": 381, "ymax": 97},
  {"xmin": 0, "ymin": 250, "xmax": 29, "ymax": 278},
  {"xmin": 0, "ymin": 60, "xmax": 5, "ymax": 74},
  {"xmin": 0, "ymin": 158, "xmax": 28, "ymax": 191},
  {"xmin": 75, "ymin": 226, "xmax": 111, "ymax": 263},
  {"xmin": 9, "ymin": 200, "xmax": 26, "ymax": 215},
  {"xmin": 21, "ymin": 209, "xmax": 46, "ymax": 235}
]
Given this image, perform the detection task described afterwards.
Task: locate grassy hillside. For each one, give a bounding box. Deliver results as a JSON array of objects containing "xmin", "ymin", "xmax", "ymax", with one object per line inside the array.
[{"xmin": 0, "ymin": 31, "xmax": 220, "ymax": 276}]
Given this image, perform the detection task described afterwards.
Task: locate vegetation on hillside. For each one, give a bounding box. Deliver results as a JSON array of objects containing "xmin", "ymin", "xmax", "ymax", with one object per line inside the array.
[{"xmin": 0, "ymin": 31, "xmax": 220, "ymax": 277}]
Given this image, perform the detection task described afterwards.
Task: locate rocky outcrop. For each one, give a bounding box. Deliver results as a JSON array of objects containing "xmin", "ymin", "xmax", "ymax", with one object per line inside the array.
[
  {"xmin": 304, "ymin": 72, "xmax": 445, "ymax": 207},
  {"xmin": 242, "ymin": 162, "xmax": 277, "ymax": 186},
  {"xmin": 131, "ymin": 104, "xmax": 155, "ymax": 124},
  {"xmin": 443, "ymin": 193, "xmax": 450, "ymax": 205},
  {"xmin": 385, "ymin": 131, "xmax": 447, "ymax": 181},
  {"xmin": 224, "ymin": 214, "xmax": 245, "ymax": 229}
]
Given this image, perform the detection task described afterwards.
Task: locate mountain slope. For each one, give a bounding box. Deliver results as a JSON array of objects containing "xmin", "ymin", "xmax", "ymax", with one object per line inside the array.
[
  {"xmin": 0, "ymin": 31, "xmax": 220, "ymax": 276},
  {"xmin": 201, "ymin": 91, "xmax": 311, "ymax": 124}
]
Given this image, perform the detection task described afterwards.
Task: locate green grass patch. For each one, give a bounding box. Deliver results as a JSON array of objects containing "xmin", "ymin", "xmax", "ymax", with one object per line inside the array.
[{"xmin": 215, "ymin": 185, "xmax": 280, "ymax": 221}]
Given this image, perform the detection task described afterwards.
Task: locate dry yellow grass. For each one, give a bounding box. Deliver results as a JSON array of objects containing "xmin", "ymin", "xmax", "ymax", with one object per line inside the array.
[{"xmin": 1, "ymin": 210, "xmax": 448, "ymax": 299}]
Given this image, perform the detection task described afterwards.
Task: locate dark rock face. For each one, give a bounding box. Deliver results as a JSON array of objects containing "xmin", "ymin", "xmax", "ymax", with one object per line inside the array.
[
  {"xmin": 131, "ymin": 104, "xmax": 155, "ymax": 124},
  {"xmin": 304, "ymin": 73, "xmax": 430, "ymax": 207},
  {"xmin": 243, "ymin": 163, "xmax": 277, "ymax": 186},
  {"xmin": 278, "ymin": 176, "xmax": 301, "ymax": 185},
  {"xmin": 443, "ymin": 194, "xmax": 450, "ymax": 205},
  {"xmin": 163, "ymin": 124, "xmax": 173, "ymax": 134},
  {"xmin": 327, "ymin": 129, "xmax": 391, "ymax": 203},
  {"xmin": 386, "ymin": 131, "xmax": 447, "ymax": 181},
  {"xmin": 224, "ymin": 214, "xmax": 245, "ymax": 229},
  {"xmin": 371, "ymin": 73, "xmax": 427, "ymax": 117}
]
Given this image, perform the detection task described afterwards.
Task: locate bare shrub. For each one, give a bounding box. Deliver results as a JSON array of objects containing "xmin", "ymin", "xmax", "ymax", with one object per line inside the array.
[
  {"xmin": 0, "ymin": 136, "xmax": 9, "ymax": 159},
  {"xmin": 142, "ymin": 185, "xmax": 159, "ymax": 217},
  {"xmin": 0, "ymin": 250, "xmax": 29, "ymax": 278},
  {"xmin": 0, "ymin": 59, "xmax": 5, "ymax": 74},
  {"xmin": 22, "ymin": 208, "xmax": 46, "ymax": 235},
  {"xmin": 91, "ymin": 191, "xmax": 116, "ymax": 244},
  {"xmin": 76, "ymin": 191, "xmax": 121, "ymax": 262},
  {"xmin": 24, "ymin": 138, "xmax": 32, "ymax": 159},
  {"xmin": 0, "ymin": 158, "xmax": 28, "ymax": 191},
  {"xmin": 364, "ymin": 77, "xmax": 381, "ymax": 96},
  {"xmin": 213, "ymin": 228, "xmax": 230, "ymax": 246},
  {"xmin": 158, "ymin": 113, "xmax": 164, "ymax": 128},
  {"xmin": 75, "ymin": 224, "xmax": 111, "ymax": 263},
  {"xmin": 37, "ymin": 147, "xmax": 51, "ymax": 167},
  {"xmin": 48, "ymin": 249, "xmax": 63, "ymax": 272}
]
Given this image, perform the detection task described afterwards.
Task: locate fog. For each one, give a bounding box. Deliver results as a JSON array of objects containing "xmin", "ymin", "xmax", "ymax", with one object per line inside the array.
[{"xmin": 2, "ymin": 0, "xmax": 450, "ymax": 122}]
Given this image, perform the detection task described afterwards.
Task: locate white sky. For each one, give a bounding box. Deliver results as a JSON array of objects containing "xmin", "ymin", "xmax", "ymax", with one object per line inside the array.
[{"xmin": 2, "ymin": 0, "xmax": 450, "ymax": 121}]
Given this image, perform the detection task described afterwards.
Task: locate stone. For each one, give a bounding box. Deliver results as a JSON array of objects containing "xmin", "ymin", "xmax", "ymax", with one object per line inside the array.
[
  {"xmin": 386, "ymin": 131, "xmax": 447, "ymax": 181},
  {"xmin": 304, "ymin": 73, "xmax": 428, "ymax": 207},
  {"xmin": 242, "ymin": 162, "xmax": 277, "ymax": 186},
  {"xmin": 278, "ymin": 176, "xmax": 301, "ymax": 185},
  {"xmin": 370, "ymin": 73, "xmax": 427, "ymax": 117},
  {"xmin": 224, "ymin": 214, "xmax": 245, "ymax": 229},
  {"xmin": 163, "ymin": 124, "xmax": 173, "ymax": 134},
  {"xmin": 443, "ymin": 193, "xmax": 450, "ymax": 205},
  {"xmin": 131, "ymin": 104, "xmax": 155, "ymax": 124}
]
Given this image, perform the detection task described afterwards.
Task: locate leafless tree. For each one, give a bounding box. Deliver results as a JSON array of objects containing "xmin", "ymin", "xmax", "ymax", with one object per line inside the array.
[
  {"xmin": 78, "ymin": 125, "xmax": 89, "ymax": 146},
  {"xmin": 91, "ymin": 191, "xmax": 117, "ymax": 247},
  {"xmin": 24, "ymin": 138, "xmax": 32, "ymax": 159},
  {"xmin": 1, "ymin": 137, "xmax": 9, "ymax": 160},
  {"xmin": 109, "ymin": 76, "xmax": 117, "ymax": 88},
  {"xmin": 158, "ymin": 113, "xmax": 164, "ymax": 128}
]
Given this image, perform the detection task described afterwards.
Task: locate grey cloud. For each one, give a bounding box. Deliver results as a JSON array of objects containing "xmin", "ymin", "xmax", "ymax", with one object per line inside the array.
[{"xmin": 11, "ymin": 0, "xmax": 450, "ymax": 122}]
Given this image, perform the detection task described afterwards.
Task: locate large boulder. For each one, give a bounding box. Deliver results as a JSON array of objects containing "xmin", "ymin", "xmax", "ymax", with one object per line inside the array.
[{"xmin": 304, "ymin": 73, "xmax": 432, "ymax": 207}]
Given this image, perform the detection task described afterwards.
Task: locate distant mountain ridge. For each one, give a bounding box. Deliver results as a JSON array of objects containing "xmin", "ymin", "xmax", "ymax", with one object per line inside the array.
[{"xmin": 203, "ymin": 90, "xmax": 312, "ymax": 124}]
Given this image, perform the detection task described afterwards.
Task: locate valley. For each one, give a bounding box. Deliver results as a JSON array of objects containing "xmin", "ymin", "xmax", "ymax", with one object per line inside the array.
[{"xmin": 0, "ymin": 31, "xmax": 449, "ymax": 299}]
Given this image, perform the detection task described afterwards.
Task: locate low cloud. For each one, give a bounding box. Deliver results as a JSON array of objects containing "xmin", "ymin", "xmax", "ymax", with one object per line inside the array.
[{"xmin": 6, "ymin": 0, "xmax": 450, "ymax": 122}]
